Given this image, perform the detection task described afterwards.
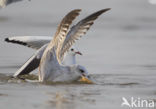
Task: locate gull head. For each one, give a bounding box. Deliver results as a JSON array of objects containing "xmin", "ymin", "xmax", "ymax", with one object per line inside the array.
[
  {"xmin": 62, "ymin": 47, "xmax": 82, "ymax": 65},
  {"xmin": 68, "ymin": 47, "xmax": 82, "ymax": 56},
  {"xmin": 74, "ymin": 65, "xmax": 93, "ymax": 84}
]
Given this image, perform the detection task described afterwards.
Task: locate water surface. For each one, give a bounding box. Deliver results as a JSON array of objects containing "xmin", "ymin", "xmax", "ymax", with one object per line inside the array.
[{"xmin": 0, "ymin": 0, "xmax": 156, "ymax": 109}]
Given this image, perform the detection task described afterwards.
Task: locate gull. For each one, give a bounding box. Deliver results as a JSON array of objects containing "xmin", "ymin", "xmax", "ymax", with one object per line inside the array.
[
  {"xmin": 4, "ymin": 36, "xmax": 82, "ymax": 77},
  {"xmin": 0, "ymin": 0, "xmax": 29, "ymax": 8},
  {"xmin": 39, "ymin": 8, "xmax": 111, "ymax": 82}
]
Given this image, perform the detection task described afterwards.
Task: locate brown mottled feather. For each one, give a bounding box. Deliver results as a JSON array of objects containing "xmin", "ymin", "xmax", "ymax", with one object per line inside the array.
[
  {"xmin": 59, "ymin": 8, "xmax": 111, "ymax": 60},
  {"xmin": 41, "ymin": 9, "xmax": 81, "ymax": 64}
]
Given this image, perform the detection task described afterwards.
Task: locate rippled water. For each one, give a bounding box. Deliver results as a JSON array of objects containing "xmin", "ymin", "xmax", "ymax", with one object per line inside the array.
[{"xmin": 0, "ymin": 0, "xmax": 156, "ymax": 109}]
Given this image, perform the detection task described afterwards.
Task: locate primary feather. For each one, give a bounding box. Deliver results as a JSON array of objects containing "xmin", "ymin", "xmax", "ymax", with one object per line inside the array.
[
  {"xmin": 59, "ymin": 8, "xmax": 111, "ymax": 61},
  {"xmin": 45, "ymin": 9, "xmax": 81, "ymax": 64}
]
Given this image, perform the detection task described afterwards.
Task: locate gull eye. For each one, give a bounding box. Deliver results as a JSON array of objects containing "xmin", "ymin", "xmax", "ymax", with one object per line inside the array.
[
  {"xmin": 79, "ymin": 69, "xmax": 84, "ymax": 73},
  {"xmin": 71, "ymin": 48, "xmax": 74, "ymax": 51}
]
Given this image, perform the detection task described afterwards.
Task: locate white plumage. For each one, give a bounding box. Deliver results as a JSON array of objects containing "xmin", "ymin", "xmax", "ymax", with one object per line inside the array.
[
  {"xmin": 5, "ymin": 36, "xmax": 82, "ymax": 77},
  {"xmin": 39, "ymin": 9, "xmax": 110, "ymax": 82}
]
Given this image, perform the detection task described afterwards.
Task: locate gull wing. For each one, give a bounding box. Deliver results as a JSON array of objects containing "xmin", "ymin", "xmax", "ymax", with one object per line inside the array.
[
  {"xmin": 0, "ymin": 0, "xmax": 23, "ymax": 8},
  {"xmin": 13, "ymin": 44, "xmax": 48, "ymax": 77},
  {"xmin": 59, "ymin": 8, "xmax": 111, "ymax": 60},
  {"xmin": 5, "ymin": 36, "xmax": 51, "ymax": 50},
  {"xmin": 13, "ymin": 54, "xmax": 40, "ymax": 77},
  {"xmin": 47, "ymin": 9, "xmax": 81, "ymax": 63},
  {"xmin": 39, "ymin": 9, "xmax": 81, "ymax": 81}
]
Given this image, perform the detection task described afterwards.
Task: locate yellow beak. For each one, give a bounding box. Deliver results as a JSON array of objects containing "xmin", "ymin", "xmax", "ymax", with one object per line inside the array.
[{"xmin": 79, "ymin": 76, "xmax": 93, "ymax": 84}]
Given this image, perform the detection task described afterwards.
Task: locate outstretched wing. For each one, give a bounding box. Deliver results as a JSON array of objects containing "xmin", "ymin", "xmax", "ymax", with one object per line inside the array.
[
  {"xmin": 47, "ymin": 9, "xmax": 81, "ymax": 63},
  {"xmin": 59, "ymin": 8, "xmax": 111, "ymax": 60},
  {"xmin": 13, "ymin": 44, "xmax": 48, "ymax": 77},
  {"xmin": 5, "ymin": 36, "xmax": 51, "ymax": 50},
  {"xmin": 13, "ymin": 54, "xmax": 40, "ymax": 77}
]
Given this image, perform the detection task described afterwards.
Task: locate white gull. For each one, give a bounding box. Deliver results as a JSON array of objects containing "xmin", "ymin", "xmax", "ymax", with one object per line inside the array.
[
  {"xmin": 39, "ymin": 8, "xmax": 111, "ymax": 82},
  {"xmin": 5, "ymin": 36, "xmax": 82, "ymax": 77}
]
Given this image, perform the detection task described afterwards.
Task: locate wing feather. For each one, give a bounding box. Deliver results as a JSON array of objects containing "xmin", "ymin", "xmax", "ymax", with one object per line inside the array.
[
  {"xmin": 60, "ymin": 8, "xmax": 111, "ymax": 60},
  {"xmin": 5, "ymin": 36, "xmax": 51, "ymax": 49},
  {"xmin": 47, "ymin": 9, "xmax": 81, "ymax": 63},
  {"xmin": 13, "ymin": 44, "xmax": 48, "ymax": 77}
]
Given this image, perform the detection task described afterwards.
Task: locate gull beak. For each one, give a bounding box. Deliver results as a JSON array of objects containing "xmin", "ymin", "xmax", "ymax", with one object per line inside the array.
[
  {"xmin": 79, "ymin": 75, "xmax": 94, "ymax": 84},
  {"xmin": 75, "ymin": 51, "xmax": 82, "ymax": 55}
]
